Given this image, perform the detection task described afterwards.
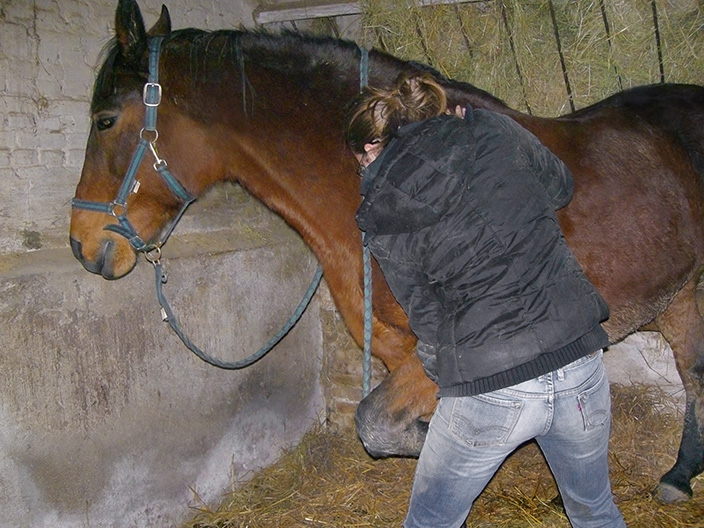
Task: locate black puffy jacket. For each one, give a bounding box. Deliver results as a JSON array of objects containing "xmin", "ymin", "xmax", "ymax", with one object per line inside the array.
[{"xmin": 357, "ymin": 109, "xmax": 609, "ymax": 398}]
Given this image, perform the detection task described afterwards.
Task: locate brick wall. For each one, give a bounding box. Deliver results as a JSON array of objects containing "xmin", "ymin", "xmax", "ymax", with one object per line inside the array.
[
  {"xmin": 318, "ymin": 284, "xmax": 389, "ymax": 431},
  {"xmin": 0, "ymin": 0, "xmax": 258, "ymax": 255}
]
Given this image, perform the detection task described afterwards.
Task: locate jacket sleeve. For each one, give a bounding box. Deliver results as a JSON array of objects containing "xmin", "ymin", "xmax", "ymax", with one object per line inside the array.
[
  {"xmin": 369, "ymin": 245, "xmax": 442, "ymax": 382},
  {"xmin": 489, "ymin": 113, "xmax": 574, "ymax": 210},
  {"xmin": 415, "ymin": 340, "xmax": 439, "ymax": 383}
]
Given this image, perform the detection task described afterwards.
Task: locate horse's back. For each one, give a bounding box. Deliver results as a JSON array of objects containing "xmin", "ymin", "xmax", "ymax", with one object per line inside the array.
[{"xmin": 569, "ymin": 83, "xmax": 704, "ymax": 183}]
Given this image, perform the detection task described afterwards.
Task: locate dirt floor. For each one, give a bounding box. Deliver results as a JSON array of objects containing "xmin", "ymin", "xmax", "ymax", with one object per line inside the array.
[{"xmin": 183, "ymin": 384, "xmax": 704, "ymax": 527}]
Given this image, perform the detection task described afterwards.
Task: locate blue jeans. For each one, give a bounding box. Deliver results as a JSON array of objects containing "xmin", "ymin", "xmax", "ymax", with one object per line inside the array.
[{"xmin": 404, "ymin": 351, "xmax": 625, "ymax": 528}]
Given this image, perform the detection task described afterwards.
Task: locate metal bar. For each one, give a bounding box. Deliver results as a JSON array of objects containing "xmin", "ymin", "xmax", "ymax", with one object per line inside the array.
[
  {"xmin": 599, "ymin": 0, "xmax": 623, "ymax": 91},
  {"xmin": 500, "ymin": 1, "xmax": 531, "ymax": 115},
  {"xmin": 412, "ymin": 8, "xmax": 435, "ymax": 67},
  {"xmin": 651, "ymin": 0, "xmax": 665, "ymax": 83}
]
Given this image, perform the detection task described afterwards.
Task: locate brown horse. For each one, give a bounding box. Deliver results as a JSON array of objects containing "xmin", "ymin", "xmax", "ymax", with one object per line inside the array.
[{"xmin": 70, "ymin": 0, "xmax": 704, "ymax": 504}]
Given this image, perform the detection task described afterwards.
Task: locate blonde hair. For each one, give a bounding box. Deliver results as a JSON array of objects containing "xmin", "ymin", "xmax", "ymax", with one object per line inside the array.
[{"xmin": 344, "ymin": 72, "xmax": 448, "ymax": 155}]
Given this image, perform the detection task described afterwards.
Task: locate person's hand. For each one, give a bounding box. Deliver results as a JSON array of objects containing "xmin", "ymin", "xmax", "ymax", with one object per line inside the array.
[{"xmin": 446, "ymin": 105, "xmax": 466, "ymax": 118}]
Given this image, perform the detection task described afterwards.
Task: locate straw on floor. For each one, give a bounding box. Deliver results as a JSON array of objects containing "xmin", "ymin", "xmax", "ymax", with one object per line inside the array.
[{"xmin": 184, "ymin": 383, "xmax": 703, "ymax": 528}]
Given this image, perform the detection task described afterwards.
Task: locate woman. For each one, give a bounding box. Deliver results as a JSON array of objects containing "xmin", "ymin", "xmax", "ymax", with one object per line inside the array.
[{"xmin": 344, "ymin": 73, "xmax": 625, "ymax": 528}]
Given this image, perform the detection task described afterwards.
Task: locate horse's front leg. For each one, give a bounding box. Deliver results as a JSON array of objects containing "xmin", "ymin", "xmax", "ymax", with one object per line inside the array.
[
  {"xmin": 654, "ymin": 277, "xmax": 704, "ymax": 503},
  {"xmin": 355, "ymin": 353, "xmax": 438, "ymax": 457}
]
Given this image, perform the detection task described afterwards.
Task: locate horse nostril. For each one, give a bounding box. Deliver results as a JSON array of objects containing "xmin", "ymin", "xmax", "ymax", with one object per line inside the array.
[
  {"xmin": 69, "ymin": 236, "xmax": 105, "ymax": 276},
  {"xmin": 70, "ymin": 237, "xmax": 83, "ymax": 261},
  {"xmin": 100, "ymin": 240, "xmax": 117, "ymax": 279}
]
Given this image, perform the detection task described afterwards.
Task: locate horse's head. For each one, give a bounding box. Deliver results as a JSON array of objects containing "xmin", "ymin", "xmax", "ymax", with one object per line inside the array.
[{"xmin": 70, "ymin": 0, "xmax": 193, "ymax": 279}]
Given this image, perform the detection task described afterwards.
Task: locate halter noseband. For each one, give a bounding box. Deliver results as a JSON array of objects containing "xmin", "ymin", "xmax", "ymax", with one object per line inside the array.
[{"xmin": 72, "ymin": 37, "xmax": 195, "ymax": 256}]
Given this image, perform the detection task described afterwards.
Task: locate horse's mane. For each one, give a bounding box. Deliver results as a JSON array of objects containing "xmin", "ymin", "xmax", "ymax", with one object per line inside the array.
[
  {"xmin": 92, "ymin": 38, "xmax": 122, "ymax": 112},
  {"xmin": 92, "ymin": 28, "xmax": 371, "ymax": 114},
  {"xmin": 167, "ymin": 27, "xmax": 376, "ymax": 93},
  {"xmin": 91, "ymin": 27, "xmax": 509, "ymax": 115}
]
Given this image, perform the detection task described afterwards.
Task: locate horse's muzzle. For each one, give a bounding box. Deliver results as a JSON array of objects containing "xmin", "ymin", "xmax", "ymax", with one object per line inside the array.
[{"xmin": 70, "ymin": 236, "xmax": 118, "ymax": 279}]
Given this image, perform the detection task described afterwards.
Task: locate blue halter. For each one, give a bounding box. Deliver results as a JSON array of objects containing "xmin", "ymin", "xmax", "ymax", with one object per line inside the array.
[{"xmin": 71, "ymin": 37, "xmax": 195, "ymax": 255}]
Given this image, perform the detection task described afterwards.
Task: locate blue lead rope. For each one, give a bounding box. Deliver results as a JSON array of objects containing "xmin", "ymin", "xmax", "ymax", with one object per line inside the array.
[
  {"xmin": 362, "ymin": 234, "xmax": 373, "ymax": 397},
  {"xmin": 359, "ymin": 45, "xmax": 373, "ymax": 398},
  {"xmin": 155, "ymin": 261, "xmax": 323, "ymax": 369},
  {"xmin": 142, "ymin": 36, "xmax": 325, "ymax": 370}
]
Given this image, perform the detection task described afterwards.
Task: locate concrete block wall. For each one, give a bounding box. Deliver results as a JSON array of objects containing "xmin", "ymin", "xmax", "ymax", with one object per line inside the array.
[{"xmin": 0, "ymin": 214, "xmax": 327, "ymax": 526}]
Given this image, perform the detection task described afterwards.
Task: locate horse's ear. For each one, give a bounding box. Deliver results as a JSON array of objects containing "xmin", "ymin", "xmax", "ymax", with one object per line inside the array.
[
  {"xmin": 115, "ymin": 0, "xmax": 147, "ymax": 66},
  {"xmin": 147, "ymin": 5, "xmax": 171, "ymax": 37}
]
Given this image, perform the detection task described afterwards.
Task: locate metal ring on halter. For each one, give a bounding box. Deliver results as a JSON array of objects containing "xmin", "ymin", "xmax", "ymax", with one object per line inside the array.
[
  {"xmin": 110, "ymin": 202, "xmax": 128, "ymax": 218},
  {"xmin": 140, "ymin": 128, "xmax": 159, "ymax": 143},
  {"xmin": 145, "ymin": 246, "xmax": 162, "ymax": 265}
]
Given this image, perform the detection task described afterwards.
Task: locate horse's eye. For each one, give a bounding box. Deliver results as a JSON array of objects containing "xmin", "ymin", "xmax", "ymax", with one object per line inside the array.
[{"xmin": 95, "ymin": 116, "xmax": 116, "ymax": 131}]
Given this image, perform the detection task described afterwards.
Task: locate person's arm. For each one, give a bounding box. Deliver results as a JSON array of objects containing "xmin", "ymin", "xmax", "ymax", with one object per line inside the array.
[
  {"xmin": 415, "ymin": 340, "xmax": 438, "ymax": 383},
  {"xmin": 469, "ymin": 109, "xmax": 574, "ymax": 210},
  {"xmin": 509, "ymin": 119, "xmax": 574, "ymax": 210},
  {"xmin": 371, "ymin": 250, "xmax": 442, "ymax": 383}
]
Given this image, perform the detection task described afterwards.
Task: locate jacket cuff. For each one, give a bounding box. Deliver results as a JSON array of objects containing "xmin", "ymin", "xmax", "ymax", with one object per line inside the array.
[{"xmin": 416, "ymin": 340, "xmax": 439, "ymax": 384}]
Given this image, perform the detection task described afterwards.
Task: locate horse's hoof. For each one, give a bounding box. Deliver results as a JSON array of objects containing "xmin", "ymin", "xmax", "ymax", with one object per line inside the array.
[
  {"xmin": 549, "ymin": 493, "xmax": 565, "ymax": 512},
  {"xmin": 653, "ymin": 482, "xmax": 692, "ymax": 504}
]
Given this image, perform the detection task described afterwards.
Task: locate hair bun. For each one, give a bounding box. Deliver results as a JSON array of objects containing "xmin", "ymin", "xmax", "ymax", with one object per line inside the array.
[{"xmin": 343, "ymin": 71, "xmax": 448, "ymax": 154}]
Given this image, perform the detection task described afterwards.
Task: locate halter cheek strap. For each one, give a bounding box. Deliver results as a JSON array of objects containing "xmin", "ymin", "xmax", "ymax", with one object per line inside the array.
[{"xmin": 71, "ymin": 37, "xmax": 195, "ymax": 253}]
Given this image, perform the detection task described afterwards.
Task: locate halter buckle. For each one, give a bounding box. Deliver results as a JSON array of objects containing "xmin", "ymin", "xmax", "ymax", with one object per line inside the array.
[{"xmin": 143, "ymin": 82, "xmax": 162, "ymax": 107}]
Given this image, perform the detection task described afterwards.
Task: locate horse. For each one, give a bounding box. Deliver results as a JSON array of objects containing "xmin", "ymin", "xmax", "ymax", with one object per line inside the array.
[{"xmin": 70, "ymin": 0, "xmax": 704, "ymax": 505}]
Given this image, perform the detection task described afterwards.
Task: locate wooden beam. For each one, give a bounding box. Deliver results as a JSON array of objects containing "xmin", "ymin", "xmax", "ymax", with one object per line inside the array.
[
  {"xmin": 253, "ymin": 1, "xmax": 361, "ymax": 25},
  {"xmin": 253, "ymin": 0, "xmax": 485, "ymax": 25},
  {"xmin": 417, "ymin": 0, "xmax": 487, "ymax": 6}
]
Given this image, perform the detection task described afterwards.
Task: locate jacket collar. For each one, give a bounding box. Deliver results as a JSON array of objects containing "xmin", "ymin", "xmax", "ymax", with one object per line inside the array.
[
  {"xmin": 359, "ymin": 120, "xmax": 428, "ymax": 196},
  {"xmin": 359, "ymin": 146, "xmax": 388, "ymax": 196}
]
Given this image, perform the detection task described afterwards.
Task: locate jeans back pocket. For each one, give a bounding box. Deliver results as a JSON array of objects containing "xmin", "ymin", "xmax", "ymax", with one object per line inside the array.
[
  {"xmin": 577, "ymin": 368, "xmax": 610, "ymax": 431},
  {"xmin": 448, "ymin": 394, "xmax": 523, "ymax": 447}
]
